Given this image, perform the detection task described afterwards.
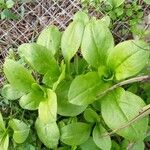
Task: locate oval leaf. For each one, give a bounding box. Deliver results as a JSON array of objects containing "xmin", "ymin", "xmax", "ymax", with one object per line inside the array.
[
  {"xmin": 93, "ymin": 123, "xmax": 111, "ymax": 150},
  {"xmin": 0, "ymin": 134, "xmax": 9, "ymax": 150},
  {"xmin": 37, "ymin": 25, "xmax": 61, "ymax": 55},
  {"xmin": 60, "ymin": 122, "xmax": 91, "ymax": 146},
  {"xmin": 68, "ymin": 72, "xmax": 111, "ymax": 106},
  {"xmin": 2, "ymin": 84, "xmax": 24, "ymax": 100},
  {"xmin": 81, "ymin": 20, "xmax": 114, "ymax": 68},
  {"xmin": 35, "ymin": 118, "xmax": 60, "ymax": 149},
  {"xmin": 18, "ymin": 43, "xmax": 60, "ymax": 78},
  {"xmin": 3, "ymin": 59, "xmax": 35, "ymax": 93},
  {"xmin": 101, "ymin": 88, "xmax": 148, "ymax": 141},
  {"xmin": 61, "ymin": 21, "xmax": 85, "ymax": 62},
  {"xmin": 9, "ymin": 119, "xmax": 30, "ymax": 143},
  {"xmin": 107, "ymin": 40, "xmax": 150, "ymax": 80}
]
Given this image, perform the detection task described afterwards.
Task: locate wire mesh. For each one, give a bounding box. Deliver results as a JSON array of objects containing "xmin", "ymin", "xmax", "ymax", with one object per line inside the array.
[{"xmin": 0, "ymin": 0, "xmax": 149, "ymax": 86}]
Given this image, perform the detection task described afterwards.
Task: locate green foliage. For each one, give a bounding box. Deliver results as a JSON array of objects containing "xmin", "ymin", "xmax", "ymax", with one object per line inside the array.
[{"xmin": 1, "ymin": 11, "xmax": 150, "ymax": 149}]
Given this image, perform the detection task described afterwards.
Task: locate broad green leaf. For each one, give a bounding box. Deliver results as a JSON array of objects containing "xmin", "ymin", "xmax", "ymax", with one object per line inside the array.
[
  {"xmin": 73, "ymin": 11, "xmax": 89, "ymax": 25},
  {"xmin": 4, "ymin": 59, "xmax": 35, "ymax": 93},
  {"xmin": 93, "ymin": 123, "xmax": 111, "ymax": 150},
  {"xmin": 56, "ymin": 80, "xmax": 86, "ymax": 116},
  {"xmin": 81, "ymin": 20, "xmax": 114, "ymax": 68},
  {"xmin": 0, "ymin": 113, "xmax": 5, "ymax": 137},
  {"xmin": 2, "ymin": 84, "xmax": 24, "ymax": 100},
  {"xmin": 35, "ymin": 118, "xmax": 60, "ymax": 149},
  {"xmin": 61, "ymin": 21, "xmax": 85, "ymax": 62},
  {"xmin": 9, "ymin": 119, "xmax": 30, "ymax": 143},
  {"xmin": 107, "ymin": 0, "xmax": 125, "ymax": 7},
  {"xmin": 60, "ymin": 122, "xmax": 91, "ymax": 146},
  {"xmin": 18, "ymin": 43, "xmax": 60, "ymax": 79},
  {"xmin": 101, "ymin": 15, "xmax": 111, "ymax": 27},
  {"xmin": 84, "ymin": 108, "xmax": 100, "ymax": 123},
  {"xmin": 68, "ymin": 72, "xmax": 111, "ymax": 106},
  {"xmin": 79, "ymin": 137, "xmax": 99, "ymax": 150},
  {"xmin": 37, "ymin": 25, "xmax": 61, "ymax": 55},
  {"xmin": 101, "ymin": 88, "xmax": 148, "ymax": 141},
  {"xmin": 0, "ymin": 134, "xmax": 9, "ymax": 150},
  {"xmin": 38, "ymin": 89, "xmax": 57, "ymax": 123},
  {"xmin": 19, "ymin": 85, "xmax": 44, "ymax": 110},
  {"xmin": 107, "ymin": 40, "xmax": 150, "ymax": 80}
]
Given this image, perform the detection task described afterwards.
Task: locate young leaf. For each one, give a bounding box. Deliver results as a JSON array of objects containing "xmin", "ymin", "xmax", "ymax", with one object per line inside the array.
[
  {"xmin": 19, "ymin": 85, "xmax": 45, "ymax": 110},
  {"xmin": 35, "ymin": 118, "xmax": 60, "ymax": 149},
  {"xmin": 38, "ymin": 89, "xmax": 57, "ymax": 123},
  {"xmin": 93, "ymin": 123, "xmax": 111, "ymax": 150},
  {"xmin": 9, "ymin": 119, "xmax": 30, "ymax": 143},
  {"xmin": 68, "ymin": 72, "xmax": 111, "ymax": 106},
  {"xmin": 0, "ymin": 134, "xmax": 9, "ymax": 150},
  {"xmin": 101, "ymin": 88, "xmax": 148, "ymax": 141},
  {"xmin": 81, "ymin": 20, "xmax": 114, "ymax": 68},
  {"xmin": 18, "ymin": 43, "xmax": 60, "ymax": 78},
  {"xmin": 1, "ymin": 84, "xmax": 24, "ymax": 100},
  {"xmin": 60, "ymin": 122, "xmax": 91, "ymax": 146},
  {"xmin": 84, "ymin": 108, "xmax": 100, "ymax": 123},
  {"xmin": 107, "ymin": 0, "xmax": 125, "ymax": 7},
  {"xmin": 37, "ymin": 25, "xmax": 61, "ymax": 55},
  {"xmin": 56, "ymin": 80, "xmax": 86, "ymax": 116},
  {"xmin": 73, "ymin": 11, "xmax": 89, "ymax": 25},
  {"xmin": 79, "ymin": 137, "xmax": 99, "ymax": 150},
  {"xmin": 3, "ymin": 59, "xmax": 35, "ymax": 93},
  {"xmin": 107, "ymin": 40, "xmax": 150, "ymax": 80},
  {"xmin": 61, "ymin": 21, "xmax": 85, "ymax": 62}
]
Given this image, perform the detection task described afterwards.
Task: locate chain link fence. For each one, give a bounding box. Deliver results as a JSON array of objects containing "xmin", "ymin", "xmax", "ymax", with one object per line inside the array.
[{"xmin": 0, "ymin": 0, "xmax": 150, "ymax": 86}]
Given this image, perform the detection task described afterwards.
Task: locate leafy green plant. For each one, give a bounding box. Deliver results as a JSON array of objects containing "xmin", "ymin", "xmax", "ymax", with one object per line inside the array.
[
  {"xmin": 80, "ymin": 0, "xmax": 147, "ymax": 38},
  {"xmin": 0, "ymin": 0, "xmax": 20, "ymax": 20},
  {"xmin": 1, "ymin": 11, "xmax": 150, "ymax": 149}
]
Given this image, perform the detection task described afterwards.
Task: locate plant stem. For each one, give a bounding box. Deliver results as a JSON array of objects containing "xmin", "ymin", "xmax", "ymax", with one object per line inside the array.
[{"xmin": 96, "ymin": 75, "xmax": 150, "ymax": 99}]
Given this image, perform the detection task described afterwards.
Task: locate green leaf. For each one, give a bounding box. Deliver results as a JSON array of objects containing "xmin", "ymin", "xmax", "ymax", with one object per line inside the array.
[
  {"xmin": 38, "ymin": 89, "xmax": 57, "ymax": 123},
  {"xmin": 93, "ymin": 123, "xmax": 111, "ymax": 150},
  {"xmin": 18, "ymin": 43, "xmax": 60, "ymax": 78},
  {"xmin": 1, "ymin": 84, "xmax": 24, "ymax": 100},
  {"xmin": 101, "ymin": 15, "xmax": 111, "ymax": 27},
  {"xmin": 35, "ymin": 118, "xmax": 60, "ymax": 149},
  {"xmin": 9, "ymin": 119, "xmax": 30, "ymax": 143},
  {"xmin": 60, "ymin": 122, "xmax": 91, "ymax": 146},
  {"xmin": 4, "ymin": 59, "xmax": 35, "ymax": 93},
  {"xmin": 81, "ymin": 20, "xmax": 114, "ymax": 68},
  {"xmin": 0, "ymin": 134, "xmax": 9, "ymax": 150},
  {"xmin": 53, "ymin": 62, "xmax": 66, "ymax": 91},
  {"xmin": 107, "ymin": 40, "xmax": 150, "ymax": 80},
  {"xmin": 68, "ymin": 72, "xmax": 111, "ymax": 106},
  {"xmin": 73, "ymin": 11, "xmax": 89, "ymax": 25},
  {"xmin": 101, "ymin": 88, "xmax": 148, "ymax": 141},
  {"xmin": 84, "ymin": 108, "xmax": 100, "ymax": 123},
  {"xmin": 6, "ymin": 0, "xmax": 14, "ymax": 8},
  {"xmin": 107, "ymin": 0, "xmax": 125, "ymax": 7},
  {"xmin": 37, "ymin": 25, "xmax": 61, "ymax": 55},
  {"xmin": 0, "ymin": 113, "xmax": 5, "ymax": 137},
  {"xmin": 79, "ymin": 137, "xmax": 99, "ymax": 150},
  {"xmin": 19, "ymin": 85, "xmax": 44, "ymax": 110},
  {"xmin": 56, "ymin": 80, "xmax": 86, "ymax": 116},
  {"xmin": 61, "ymin": 21, "xmax": 85, "ymax": 62}
]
